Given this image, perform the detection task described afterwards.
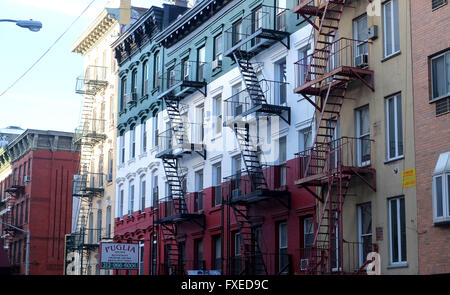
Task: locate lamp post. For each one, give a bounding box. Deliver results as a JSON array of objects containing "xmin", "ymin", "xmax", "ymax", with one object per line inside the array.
[
  {"xmin": 0, "ymin": 221, "xmax": 30, "ymax": 275},
  {"xmin": 0, "ymin": 19, "xmax": 42, "ymax": 32}
]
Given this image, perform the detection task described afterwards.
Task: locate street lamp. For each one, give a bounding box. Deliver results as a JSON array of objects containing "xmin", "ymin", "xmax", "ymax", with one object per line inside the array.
[
  {"xmin": 0, "ymin": 221, "xmax": 30, "ymax": 275},
  {"xmin": 0, "ymin": 19, "xmax": 42, "ymax": 32}
]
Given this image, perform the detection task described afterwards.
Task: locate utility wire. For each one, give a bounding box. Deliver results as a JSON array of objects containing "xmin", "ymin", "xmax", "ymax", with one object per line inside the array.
[{"xmin": 0, "ymin": 0, "xmax": 97, "ymax": 97}]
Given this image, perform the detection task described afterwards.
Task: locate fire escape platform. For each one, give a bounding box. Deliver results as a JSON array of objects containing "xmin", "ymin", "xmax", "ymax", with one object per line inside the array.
[
  {"xmin": 155, "ymin": 144, "xmax": 205, "ymax": 160},
  {"xmin": 157, "ymin": 80, "xmax": 207, "ymax": 101},
  {"xmin": 155, "ymin": 213, "xmax": 205, "ymax": 225},
  {"xmin": 223, "ymin": 104, "xmax": 291, "ymax": 127},
  {"xmin": 5, "ymin": 185, "xmax": 25, "ymax": 195},
  {"xmin": 293, "ymin": 1, "xmax": 327, "ymax": 16},
  {"xmin": 294, "ymin": 66, "xmax": 374, "ymax": 96},
  {"xmin": 295, "ymin": 166, "xmax": 376, "ymax": 187},
  {"xmin": 230, "ymin": 189, "xmax": 290, "ymax": 205},
  {"xmin": 225, "ymin": 28, "xmax": 290, "ymax": 59}
]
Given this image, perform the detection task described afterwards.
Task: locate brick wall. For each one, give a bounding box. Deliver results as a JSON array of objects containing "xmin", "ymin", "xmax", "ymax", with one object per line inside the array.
[{"xmin": 411, "ymin": 0, "xmax": 450, "ymax": 274}]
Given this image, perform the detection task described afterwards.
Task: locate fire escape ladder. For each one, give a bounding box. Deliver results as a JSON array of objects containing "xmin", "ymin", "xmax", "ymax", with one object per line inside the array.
[
  {"xmin": 234, "ymin": 123, "xmax": 268, "ymax": 192},
  {"xmin": 160, "ymin": 223, "xmax": 180, "ymax": 275},
  {"xmin": 231, "ymin": 204, "xmax": 267, "ymax": 275},
  {"xmin": 164, "ymin": 97, "xmax": 188, "ymax": 150},
  {"xmin": 161, "ymin": 158, "xmax": 187, "ymax": 215}
]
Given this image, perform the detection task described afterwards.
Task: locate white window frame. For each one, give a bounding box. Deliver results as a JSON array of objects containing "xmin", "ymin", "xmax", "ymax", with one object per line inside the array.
[
  {"xmin": 119, "ymin": 133, "xmax": 125, "ymax": 164},
  {"xmin": 353, "ymin": 14, "xmax": 368, "ymax": 62},
  {"xmin": 430, "ymin": 50, "xmax": 450, "ymax": 101},
  {"xmin": 385, "ymin": 93, "xmax": 404, "ymax": 161},
  {"xmin": 357, "ymin": 203, "xmax": 372, "ymax": 267},
  {"xmin": 140, "ymin": 177, "xmax": 146, "ymax": 211},
  {"xmin": 356, "ymin": 105, "xmax": 371, "ymax": 167},
  {"xmin": 213, "ymin": 162, "xmax": 222, "ymax": 206},
  {"xmin": 388, "ymin": 196, "xmax": 407, "ymax": 265},
  {"xmin": 139, "ymin": 241, "xmax": 144, "ymax": 275},
  {"xmin": 383, "ymin": 0, "xmax": 400, "ymax": 58},
  {"xmin": 213, "ymin": 95, "xmax": 222, "ymax": 135},
  {"xmin": 141, "ymin": 119, "xmax": 147, "ymax": 154},
  {"xmin": 128, "ymin": 181, "xmax": 135, "ymax": 216},
  {"xmin": 433, "ymin": 173, "xmax": 450, "ymax": 223},
  {"xmin": 130, "ymin": 126, "xmax": 136, "ymax": 159},
  {"xmin": 303, "ymin": 216, "xmax": 314, "ymax": 248}
]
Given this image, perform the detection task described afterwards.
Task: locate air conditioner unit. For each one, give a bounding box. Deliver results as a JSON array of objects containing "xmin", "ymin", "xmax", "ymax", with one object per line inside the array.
[
  {"xmin": 106, "ymin": 173, "xmax": 112, "ymax": 182},
  {"xmin": 355, "ymin": 54, "xmax": 369, "ymax": 68},
  {"xmin": 24, "ymin": 175, "xmax": 31, "ymax": 183},
  {"xmin": 212, "ymin": 59, "xmax": 222, "ymax": 70},
  {"xmin": 300, "ymin": 258, "xmax": 309, "ymax": 271}
]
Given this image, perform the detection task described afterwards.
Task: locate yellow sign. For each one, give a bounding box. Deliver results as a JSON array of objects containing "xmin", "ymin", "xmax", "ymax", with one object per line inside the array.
[{"xmin": 402, "ymin": 169, "xmax": 416, "ymax": 188}]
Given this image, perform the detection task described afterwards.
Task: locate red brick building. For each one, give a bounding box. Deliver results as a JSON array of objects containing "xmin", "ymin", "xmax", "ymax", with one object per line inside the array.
[
  {"xmin": 0, "ymin": 130, "xmax": 79, "ymax": 274},
  {"xmin": 411, "ymin": 0, "xmax": 450, "ymax": 274}
]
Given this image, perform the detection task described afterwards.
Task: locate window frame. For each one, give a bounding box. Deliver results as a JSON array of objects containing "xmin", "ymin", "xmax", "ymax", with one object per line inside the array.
[
  {"xmin": 388, "ymin": 196, "xmax": 407, "ymax": 265},
  {"xmin": 433, "ymin": 173, "xmax": 450, "ymax": 223},
  {"xmin": 382, "ymin": 0, "xmax": 400, "ymax": 58},
  {"xmin": 385, "ymin": 93, "xmax": 404, "ymax": 161},
  {"xmin": 355, "ymin": 105, "xmax": 371, "ymax": 167},
  {"xmin": 430, "ymin": 50, "xmax": 450, "ymax": 101},
  {"xmin": 357, "ymin": 202, "xmax": 372, "ymax": 267}
]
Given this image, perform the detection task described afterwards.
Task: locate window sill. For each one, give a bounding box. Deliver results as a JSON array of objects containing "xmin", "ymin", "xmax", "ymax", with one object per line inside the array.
[
  {"xmin": 433, "ymin": 218, "xmax": 450, "ymax": 226},
  {"xmin": 387, "ymin": 262, "xmax": 408, "ymax": 269},
  {"xmin": 212, "ymin": 67, "xmax": 222, "ymax": 77},
  {"xmin": 384, "ymin": 155, "xmax": 405, "ymax": 165},
  {"xmin": 429, "ymin": 94, "xmax": 450, "ymax": 104},
  {"xmin": 140, "ymin": 94, "xmax": 149, "ymax": 103},
  {"xmin": 381, "ymin": 51, "xmax": 401, "ymax": 63},
  {"xmin": 127, "ymin": 158, "xmax": 136, "ymax": 165},
  {"xmin": 139, "ymin": 152, "xmax": 148, "ymax": 160},
  {"xmin": 151, "ymin": 87, "xmax": 159, "ymax": 96}
]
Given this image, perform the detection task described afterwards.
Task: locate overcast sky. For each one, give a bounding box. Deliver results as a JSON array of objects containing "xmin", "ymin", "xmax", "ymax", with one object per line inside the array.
[{"xmin": 0, "ymin": 0, "xmax": 165, "ymax": 133}]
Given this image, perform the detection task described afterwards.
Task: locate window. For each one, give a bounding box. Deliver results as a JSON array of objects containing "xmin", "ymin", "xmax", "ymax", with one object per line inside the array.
[
  {"xmin": 389, "ymin": 196, "xmax": 407, "ymax": 264},
  {"xmin": 98, "ymin": 155, "xmax": 104, "ymax": 187},
  {"xmin": 353, "ymin": 14, "xmax": 368, "ymax": 59},
  {"xmin": 234, "ymin": 232, "xmax": 242, "ymax": 274},
  {"xmin": 100, "ymin": 102, "xmax": 106, "ymax": 132},
  {"xmin": 279, "ymin": 136, "xmax": 287, "ymax": 187},
  {"xmin": 130, "ymin": 125, "xmax": 136, "ymax": 159},
  {"xmin": 213, "ymin": 235, "xmax": 222, "ymax": 271},
  {"xmin": 298, "ymin": 45, "xmax": 310, "ymax": 86},
  {"xmin": 232, "ymin": 155, "xmax": 242, "ymax": 194},
  {"xmin": 152, "ymin": 173, "xmax": 158, "ymax": 208},
  {"xmin": 357, "ymin": 203, "xmax": 372, "ymax": 266},
  {"xmin": 107, "ymin": 149, "xmax": 113, "ymax": 180},
  {"xmin": 303, "ymin": 216, "xmax": 314, "ymax": 249},
  {"xmin": 120, "ymin": 77, "xmax": 127, "ymax": 111},
  {"xmin": 385, "ymin": 94, "xmax": 403, "ymax": 160},
  {"xmin": 151, "ymin": 235, "xmax": 157, "ymax": 275},
  {"xmin": 182, "ymin": 58, "xmax": 190, "ymax": 81},
  {"xmin": 383, "ymin": 0, "xmax": 400, "ymax": 58},
  {"xmin": 142, "ymin": 60, "xmax": 149, "ymax": 95},
  {"xmin": 195, "ymin": 170, "xmax": 203, "ymax": 211},
  {"xmin": 299, "ymin": 127, "xmax": 312, "ymax": 152},
  {"xmin": 431, "ymin": 50, "xmax": 450, "ymax": 101},
  {"xmin": 167, "ymin": 66, "xmax": 175, "ymax": 88},
  {"xmin": 232, "ymin": 83, "xmax": 243, "ymax": 116},
  {"xmin": 278, "ymin": 222, "xmax": 288, "ymax": 273},
  {"xmin": 152, "ymin": 115, "xmax": 159, "ymax": 148},
  {"xmin": 213, "ymin": 163, "xmax": 222, "ymax": 206},
  {"xmin": 128, "ymin": 182, "xmax": 135, "ymax": 215},
  {"xmin": 141, "ymin": 118, "xmax": 147, "ymax": 154},
  {"xmin": 88, "ymin": 212, "xmax": 94, "ymax": 244},
  {"xmin": 97, "ymin": 209, "xmax": 102, "ymax": 242},
  {"xmin": 106, "ymin": 206, "xmax": 111, "ymax": 238},
  {"xmin": 139, "ymin": 242, "xmax": 144, "ymax": 275},
  {"xmin": 214, "ymin": 34, "xmax": 223, "ymax": 62},
  {"xmin": 24, "ymin": 198, "xmax": 29, "ymax": 224},
  {"xmin": 432, "ymin": 152, "xmax": 450, "ymax": 223},
  {"xmin": 197, "ymin": 46, "xmax": 206, "ymax": 81},
  {"xmin": 356, "ymin": 105, "xmax": 371, "ymax": 166},
  {"xmin": 196, "ymin": 105, "xmax": 205, "ymax": 143},
  {"xmin": 153, "ymin": 52, "xmax": 160, "ymax": 89},
  {"xmin": 194, "ymin": 239, "xmax": 203, "ymax": 269},
  {"xmin": 119, "ymin": 187, "xmax": 124, "ymax": 217},
  {"xmin": 119, "ymin": 131, "xmax": 125, "ymax": 164},
  {"xmin": 252, "ymin": 6, "xmax": 263, "ymax": 46},
  {"xmin": 276, "ymin": 60, "xmax": 287, "ymax": 105},
  {"xmin": 213, "ymin": 95, "xmax": 222, "ymax": 134},
  {"xmin": 232, "ymin": 19, "xmax": 243, "ymax": 45},
  {"xmin": 140, "ymin": 177, "xmax": 146, "ymax": 211},
  {"xmin": 432, "ymin": 0, "xmax": 448, "ymax": 10}
]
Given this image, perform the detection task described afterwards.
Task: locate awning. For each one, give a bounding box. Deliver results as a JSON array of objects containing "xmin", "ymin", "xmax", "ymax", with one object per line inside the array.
[{"xmin": 433, "ymin": 151, "xmax": 450, "ymax": 176}]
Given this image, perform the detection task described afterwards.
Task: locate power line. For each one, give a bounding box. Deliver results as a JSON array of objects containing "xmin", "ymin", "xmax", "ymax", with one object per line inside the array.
[{"xmin": 0, "ymin": 0, "xmax": 97, "ymax": 97}]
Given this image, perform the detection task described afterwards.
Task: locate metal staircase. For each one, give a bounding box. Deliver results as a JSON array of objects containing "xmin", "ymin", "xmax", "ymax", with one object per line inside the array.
[{"xmin": 294, "ymin": 0, "xmax": 377, "ymax": 274}]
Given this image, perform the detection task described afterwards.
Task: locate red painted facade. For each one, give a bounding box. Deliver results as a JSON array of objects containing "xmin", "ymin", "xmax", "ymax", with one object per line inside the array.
[
  {"xmin": 3, "ymin": 146, "xmax": 79, "ymax": 274},
  {"xmin": 114, "ymin": 157, "xmax": 315, "ymax": 275}
]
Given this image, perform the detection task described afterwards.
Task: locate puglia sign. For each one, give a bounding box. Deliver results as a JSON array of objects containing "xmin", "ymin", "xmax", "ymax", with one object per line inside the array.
[{"xmin": 100, "ymin": 243, "xmax": 139, "ymax": 269}]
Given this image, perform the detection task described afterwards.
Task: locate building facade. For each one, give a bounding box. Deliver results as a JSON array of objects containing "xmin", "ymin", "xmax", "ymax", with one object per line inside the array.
[
  {"xmin": 294, "ymin": 0, "xmax": 418, "ymax": 274},
  {"xmin": 410, "ymin": 0, "xmax": 450, "ymax": 274},
  {"xmin": 65, "ymin": 6, "xmax": 148, "ymax": 275},
  {"xmin": 0, "ymin": 129, "xmax": 79, "ymax": 275}
]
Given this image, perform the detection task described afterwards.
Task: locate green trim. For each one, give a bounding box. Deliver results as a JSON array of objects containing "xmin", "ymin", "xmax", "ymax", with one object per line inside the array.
[
  {"xmin": 248, "ymin": 0, "xmax": 263, "ymax": 10},
  {"xmin": 210, "ymin": 24, "xmax": 224, "ymax": 35},
  {"xmin": 194, "ymin": 36, "xmax": 207, "ymax": 47},
  {"xmin": 179, "ymin": 48, "xmax": 191, "ymax": 60},
  {"xmin": 165, "ymin": 58, "xmax": 177, "ymax": 68},
  {"xmin": 229, "ymin": 9, "xmax": 245, "ymax": 23},
  {"xmin": 139, "ymin": 52, "xmax": 151, "ymax": 62},
  {"xmin": 119, "ymin": 69, "xmax": 129, "ymax": 78}
]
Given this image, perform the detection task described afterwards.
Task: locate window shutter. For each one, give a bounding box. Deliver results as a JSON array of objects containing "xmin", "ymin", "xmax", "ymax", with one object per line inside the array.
[{"xmin": 432, "ymin": 0, "xmax": 447, "ymax": 10}]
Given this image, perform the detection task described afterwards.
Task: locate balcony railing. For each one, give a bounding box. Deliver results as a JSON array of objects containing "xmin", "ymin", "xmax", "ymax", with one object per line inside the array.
[
  {"xmin": 72, "ymin": 173, "xmax": 105, "ymax": 197},
  {"xmin": 73, "ymin": 119, "xmax": 107, "ymax": 144},
  {"xmin": 66, "ymin": 229, "xmax": 102, "ymax": 250},
  {"xmin": 156, "ymin": 123, "xmax": 206, "ymax": 157},
  {"xmin": 296, "ymin": 137, "xmax": 374, "ymax": 181},
  {"xmin": 223, "ymin": 79, "xmax": 289, "ymax": 122},
  {"xmin": 295, "ymin": 38, "xmax": 371, "ymax": 89},
  {"xmin": 158, "ymin": 60, "xmax": 209, "ymax": 96},
  {"xmin": 224, "ymin": 163, "xmax": 289, "ymax": 200},
  {"xmin": 75, "ymin": 65, "xmax": 108, "ymax": 95},
  {"xmin": 224, "ymin": 5, "xmax": 288, "ymax": 55},
  {"xmin": 297, "ymin": 241, "xmax": 378, "ymax": 274}
]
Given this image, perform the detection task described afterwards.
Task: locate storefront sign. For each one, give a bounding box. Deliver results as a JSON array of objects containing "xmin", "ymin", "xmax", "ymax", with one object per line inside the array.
[{"xmin": 100, "ymin": 243, "xmax": 139, "ymax": 269}]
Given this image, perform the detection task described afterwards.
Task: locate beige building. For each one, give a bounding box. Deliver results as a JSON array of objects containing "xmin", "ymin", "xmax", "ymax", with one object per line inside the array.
[
  {"xmin": 294, "ymin": 0, "xmax": 417, "ymax": 274},
  {"xmin": 66, "ymin": 7, "xmax": 128, "ymax": 275}
]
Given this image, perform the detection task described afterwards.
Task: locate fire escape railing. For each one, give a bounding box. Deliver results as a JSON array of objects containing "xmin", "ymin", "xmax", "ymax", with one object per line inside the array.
[{"xmin": 75, "ymin": 65, "xmax": 108, "ymax": 96}]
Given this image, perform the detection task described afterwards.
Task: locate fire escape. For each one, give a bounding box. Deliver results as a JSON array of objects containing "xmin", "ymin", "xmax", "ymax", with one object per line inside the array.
[
  {"xmin": 154, "ymin": 60, "xmax": 207, "ymax": 275},
  {"xmin": 66, "ymin": 65, "xmax": 107, "ymax": 275},
  {"xmin": 222, "ymin": 5, "xmax": 291, "ymax": 275},
  {"xmin": 293, "ymin": 0, "xmax": 376, "ymax": 274}
]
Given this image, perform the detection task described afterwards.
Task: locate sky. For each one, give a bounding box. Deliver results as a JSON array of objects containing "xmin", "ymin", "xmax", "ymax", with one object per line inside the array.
[{"xmin": 0, "ymin": 0, "xmax": 166, "ymax": 133}]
